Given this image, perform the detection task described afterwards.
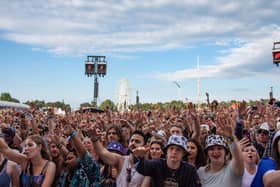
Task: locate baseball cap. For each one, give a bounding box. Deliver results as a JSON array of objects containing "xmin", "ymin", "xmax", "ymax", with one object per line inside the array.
[
  {"xmin": 107, "ymin": 141, "xmax": 126, "ymax": 155},
  {"xmin": 259, "ymin": 122, "xmax": 269, "ymax": 131}
]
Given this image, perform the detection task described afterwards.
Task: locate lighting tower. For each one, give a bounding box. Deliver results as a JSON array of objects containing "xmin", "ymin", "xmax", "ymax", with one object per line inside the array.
[
  {"xmin": 273, "ymin": 41, "xmax": 280, "ymax": 67},
  {"xmin": 84, "ymin": 56, "xmax": 107, "ymax": 107}
]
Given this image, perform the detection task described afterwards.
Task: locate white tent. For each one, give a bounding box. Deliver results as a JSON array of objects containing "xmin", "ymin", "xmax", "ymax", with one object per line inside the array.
[{"xmin": 0, "ymin": 101, "xmax": 30, "ymax": 109}]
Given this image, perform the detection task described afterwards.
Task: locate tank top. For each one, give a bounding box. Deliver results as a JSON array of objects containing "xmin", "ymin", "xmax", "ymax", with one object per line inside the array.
[
  {"xmin": 116, "ymin": 156, "xmax": 144, "ymax": 187},
  {"xmin": 241, "ymin": 167, "xmax": 257, "ymax": 187},
  {"xmin": 21, "ymin": 161, "xmax": 49, "ymax": 187},
  {"xmin": 0, "ymin": 159, "xmax": 11, "ymax": 187}
]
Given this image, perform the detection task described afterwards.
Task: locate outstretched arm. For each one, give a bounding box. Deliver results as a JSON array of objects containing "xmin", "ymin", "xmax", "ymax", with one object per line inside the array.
[
  {"xmin": 263, "ymin": 170, "xmax": 280, "ymax": 187},
  {"xmin": 88, "ymin": 128, "xmax": 123, "ymax": 167},
  {"xmin": 216, "ymin": 114, "xmax": 244, "ymax": 176},
  {"xmin": 64, "ymin": 125, "xmax": 86, "ymax": 159},
  {"xmin": 0, "ymin": 138, "xmax": 27, "ymax": 166}
]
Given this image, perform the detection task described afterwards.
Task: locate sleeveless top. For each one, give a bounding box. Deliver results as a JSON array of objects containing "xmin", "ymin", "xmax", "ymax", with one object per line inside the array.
[
  {"xmin": 21, "ymin": 161, "xmax": 49, "ymax": 187},
  {"xmin": 241, "ymin": 167, "xmax": 257, "ymax": 187},
  {"xmin": 0, "ymin": 159, "xmax": 11, "ymax": 187},
  {"xmin": 116, "ymin": 156, "xmax": 144, "ymax": 187}
]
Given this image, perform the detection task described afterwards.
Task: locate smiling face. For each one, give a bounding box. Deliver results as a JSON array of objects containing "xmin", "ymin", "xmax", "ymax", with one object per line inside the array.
[
  {"xmin": 23, "ymin": 138, "xmax": 42, "ymax": 159},
  {"xmin": 207, "ymin": 145, "xmax": 226, "ymax": 165}
]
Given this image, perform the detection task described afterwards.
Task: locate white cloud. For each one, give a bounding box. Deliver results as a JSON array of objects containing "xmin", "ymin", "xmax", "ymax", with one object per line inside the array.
[
  {"xmin": 0, "ymin": 0, "xmax": 280, "ymax": 78},
  {"xmin": 154, "ymin": 29, "xmax": 280, "ymax": 81}
]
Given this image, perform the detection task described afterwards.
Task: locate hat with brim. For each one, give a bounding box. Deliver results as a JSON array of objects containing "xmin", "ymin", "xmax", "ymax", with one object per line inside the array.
[
  {"xmin": 204, "ymin": 134, "xmax": 228, "ymax": 153},
  {"xmin": 164, "ymin": 135, "xmax": 187, "ymax": 154}
]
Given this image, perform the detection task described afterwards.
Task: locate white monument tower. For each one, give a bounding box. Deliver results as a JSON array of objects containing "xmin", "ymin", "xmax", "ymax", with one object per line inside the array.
[{"xmin": 116, "ymin": 78, "xmax": 131, "ymax": 112}]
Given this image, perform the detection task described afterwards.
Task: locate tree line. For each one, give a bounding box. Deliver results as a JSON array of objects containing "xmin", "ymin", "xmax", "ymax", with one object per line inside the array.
[{"xmin": 0, "ymin": 92, "xmax": 272, "ymax": 111}]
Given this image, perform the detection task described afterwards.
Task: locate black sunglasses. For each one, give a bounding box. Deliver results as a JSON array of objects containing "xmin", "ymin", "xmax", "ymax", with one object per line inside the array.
[{"xmin": 257, "ymin": 129, "xmax": 269, "ymax": 135}]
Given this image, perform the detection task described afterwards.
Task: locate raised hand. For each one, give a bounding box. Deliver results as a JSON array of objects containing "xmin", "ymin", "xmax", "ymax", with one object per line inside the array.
[
  {"xmin": 132, "ymin": 146, "xmax": 149, "ymax": 158},
  {"xmin": 238, "ymin": 137, "xmax": 251, "ymax": 151},
  {"xmin": 216, "ymin": 113, "xmax": 235, "ymax": 138},
  {"xmin": 238, "ymin": 101, "xmax": 247, "ymax": 117}
]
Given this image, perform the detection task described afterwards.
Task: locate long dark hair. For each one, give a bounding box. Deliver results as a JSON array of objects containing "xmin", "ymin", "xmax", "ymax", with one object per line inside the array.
[
  {"xmin": 272, "ymin": 136, "xmax": 280, "ymax": 169},
  {"xmin": 187, "ymin": 139, "xmax": 206, "ymax": 168},
  {"xmin": 27, "ymin": 135, "xmax": 50, "ymax": 160}
]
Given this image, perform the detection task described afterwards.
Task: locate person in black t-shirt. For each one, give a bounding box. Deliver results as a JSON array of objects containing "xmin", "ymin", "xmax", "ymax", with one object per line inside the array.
[{"xmin": 134, "ymin": 135, "xmax": 201, "ymax": 187}]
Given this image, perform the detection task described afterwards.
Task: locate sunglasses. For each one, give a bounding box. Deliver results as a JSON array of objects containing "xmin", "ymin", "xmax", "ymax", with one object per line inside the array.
[{"xmin": 257, "ymin": 129, "xmax": 269, "ymax": 135}]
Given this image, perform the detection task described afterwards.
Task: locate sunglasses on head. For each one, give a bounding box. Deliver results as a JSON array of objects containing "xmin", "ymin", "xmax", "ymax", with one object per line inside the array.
[{"xmin": 257, "ymin": 129, "xmax": 269, "ymax": 135}]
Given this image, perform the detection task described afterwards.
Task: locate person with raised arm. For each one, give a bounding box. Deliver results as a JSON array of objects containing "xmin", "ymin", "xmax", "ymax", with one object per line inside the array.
[
  {"xmin": 0, "ymin": 134, "xmax": 56, "ymax": 187},
  {"xmin": 197, "ymin": 113, "xmax": 244, "ymax": 187},
  {"xmin": 87, "ymin": 128, "xmax": 146, "ymax": 187}
]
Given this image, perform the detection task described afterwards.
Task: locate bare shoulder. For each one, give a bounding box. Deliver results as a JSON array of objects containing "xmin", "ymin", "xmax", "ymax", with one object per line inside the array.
[
  {"xmin": 6, "ymin": 160, "xmax": 21, "ymax": 176},
  {"xmin": 46, "ymin": 161, "xmax": 56, "ymax": 170}
]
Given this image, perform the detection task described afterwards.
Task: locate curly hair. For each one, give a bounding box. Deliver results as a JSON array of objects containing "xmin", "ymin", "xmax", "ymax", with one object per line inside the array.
[{"xmin": 106, "ymin": 125, "xmax": 125, "ymax": 145}]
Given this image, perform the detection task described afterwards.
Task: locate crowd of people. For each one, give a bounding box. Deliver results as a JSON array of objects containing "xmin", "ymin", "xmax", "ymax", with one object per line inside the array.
[{"xmin": 0, "ymin": 100, "xmax": 280, "ymax": 187}]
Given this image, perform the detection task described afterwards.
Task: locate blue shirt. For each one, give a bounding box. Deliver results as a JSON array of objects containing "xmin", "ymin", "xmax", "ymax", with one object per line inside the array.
[{"xmin": 250, "ymin": 157, "xmax": 277, "ymax": 187}]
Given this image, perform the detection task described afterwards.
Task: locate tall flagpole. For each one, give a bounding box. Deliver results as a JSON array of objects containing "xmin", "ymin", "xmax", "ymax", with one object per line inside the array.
[{"xmin": 197, "ymin": 56, "xmax": 201, "ymax": 108}]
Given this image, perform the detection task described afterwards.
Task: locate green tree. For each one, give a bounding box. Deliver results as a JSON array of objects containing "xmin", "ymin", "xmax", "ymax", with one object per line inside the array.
[
  {"xmin": 24, "ymin": 100, "xmax": 46, "ymax": 108},
  {"xmin": 80, "ymin": 102, "xmax": 92, "ymax": 108},
  {"xmin": 100, "ymin": 99, "xmax": 115, "ymax": 110},
  {"xmin": 0, "ymin": 92, "xmax": 20, "ymax": 103},
  {"xmin": 46, "ymin": 101, "xmax": 70, "ymax": 110}
]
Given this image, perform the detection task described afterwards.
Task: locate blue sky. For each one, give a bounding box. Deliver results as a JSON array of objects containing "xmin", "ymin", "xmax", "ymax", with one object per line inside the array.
[{"xmin": 0, "ymin": 0, "xmax": 280, "ymax": 108}]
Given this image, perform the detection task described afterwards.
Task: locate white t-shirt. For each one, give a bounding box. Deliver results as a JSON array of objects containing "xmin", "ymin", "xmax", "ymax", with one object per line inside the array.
[
  {"xmin": 241, "ymin": 167, "xmax": 257, "ymax": 187},
  {"xmin": 198, "ymin": 162, "xmax": 242, "ymax": 187}
]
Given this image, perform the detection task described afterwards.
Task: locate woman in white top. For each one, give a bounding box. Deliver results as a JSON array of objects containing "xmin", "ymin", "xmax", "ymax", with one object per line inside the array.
[
  {"xmin": 197, "ymin": 115, "xmax": 244, "ymax": 187},
  {"xmin": 239, "ymin": 137, "xmax": 259, "ymax": 187}
]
